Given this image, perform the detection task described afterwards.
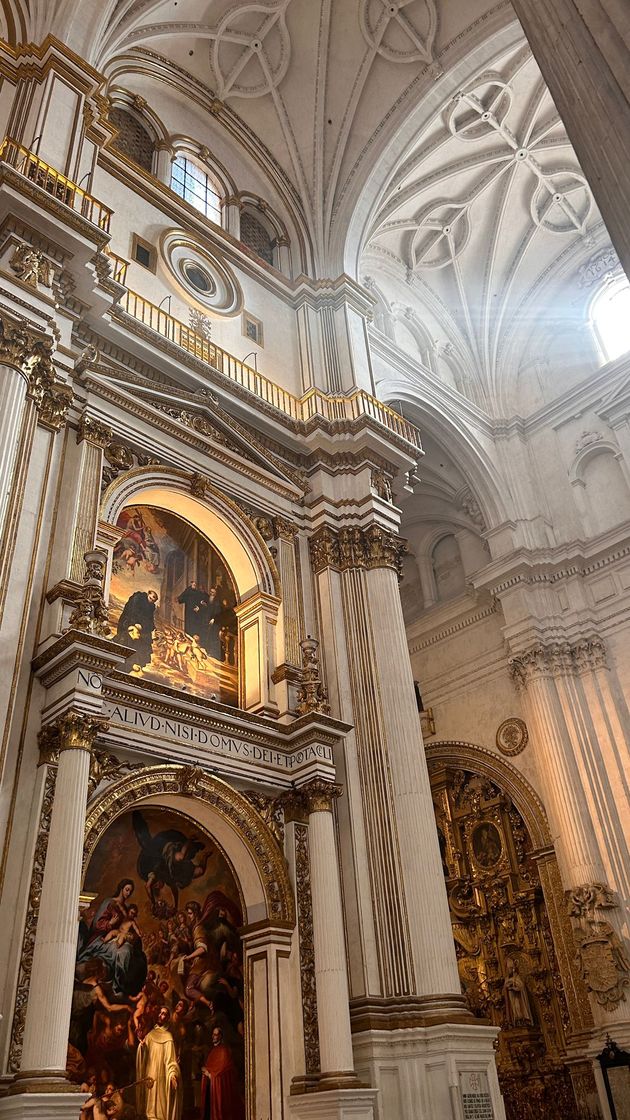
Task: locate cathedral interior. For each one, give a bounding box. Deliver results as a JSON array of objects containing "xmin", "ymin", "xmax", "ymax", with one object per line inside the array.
[{"xmin": 0, "ymin": 2, "xmax": 629, "ymax": 1119}]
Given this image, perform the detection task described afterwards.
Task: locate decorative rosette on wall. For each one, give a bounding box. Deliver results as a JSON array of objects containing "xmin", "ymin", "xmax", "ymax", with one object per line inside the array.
[{"xmin": 160, "ymin": 228, "xmax": 243, "ymax": 315}]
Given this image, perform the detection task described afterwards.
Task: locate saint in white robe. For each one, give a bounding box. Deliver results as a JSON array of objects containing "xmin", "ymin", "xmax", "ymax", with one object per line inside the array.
[{"xmin": 136, "ymin": 1025, "xmax": 183, "ymax": 1120}]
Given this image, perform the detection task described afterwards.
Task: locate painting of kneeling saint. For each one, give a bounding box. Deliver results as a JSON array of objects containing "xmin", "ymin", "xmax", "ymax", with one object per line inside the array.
[
  {"xmin": 110, "ymin": 506, "xmax": 238, "ymax": 706},
  {"xmin": 68, "ymin": 807, "xmax": 246, "ymax": 1120}
]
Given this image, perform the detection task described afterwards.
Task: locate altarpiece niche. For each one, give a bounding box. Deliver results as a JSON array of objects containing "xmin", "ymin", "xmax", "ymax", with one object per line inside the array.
[
  {"xmin": 111, "ymin": 505, "xmax": 238, "ymax": 706},
  {"xmin": 429, "ymin": 763, "xmax": 581, "ymax": 1120},
  {"xmin": 67, "ymin": 806, "xmax": 245, "ymax": 1120}
]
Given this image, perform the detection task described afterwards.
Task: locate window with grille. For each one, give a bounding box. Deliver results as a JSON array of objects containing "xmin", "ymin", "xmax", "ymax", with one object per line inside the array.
[
  {"xmin": 170, "ymin": 156, "xmax": 222, "ymax": 226},
  {"xmin": 110, "ymin": 108, "xmax": 154, "ymax": 172},
  {"xmin": 240, "ymin": 210, "xmax": 275, "ymax": 265}
]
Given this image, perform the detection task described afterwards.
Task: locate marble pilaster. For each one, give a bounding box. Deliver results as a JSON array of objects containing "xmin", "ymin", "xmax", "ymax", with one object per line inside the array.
[
  {"xmin": 299, "ymin": 778, "xmax": 358, "ymax": 1087},
  {"xmin": 17, "ymin": 712, "xmax": 107, "ymax": 1080}
]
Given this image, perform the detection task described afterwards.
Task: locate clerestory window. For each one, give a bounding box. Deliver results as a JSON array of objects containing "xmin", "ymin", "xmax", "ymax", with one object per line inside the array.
[
  {"xmin": 591, "ymin": 276, "xmax": 630, "ymax": 363},
  {"xmin": 170, "ymin": 155, "xmax": 222, "ymax": 226}
]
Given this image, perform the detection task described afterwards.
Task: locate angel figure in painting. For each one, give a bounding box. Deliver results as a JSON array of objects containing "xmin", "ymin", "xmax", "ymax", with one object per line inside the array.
[{"xmin": 132, "ymin": 810, "xmax": 212, "ymax": 916}]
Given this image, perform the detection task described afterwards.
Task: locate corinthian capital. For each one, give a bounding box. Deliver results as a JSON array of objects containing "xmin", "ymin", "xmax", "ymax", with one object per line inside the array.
[
  {"xmin": 77, "ymin": 412, "xmax": 113, "ymax": 448},
  {"xmin": 299, "ymin": 777, "xmax": 342, "ymax": 814},
  {"xmin": 309, "ymin": 523, "xmax": 406, "ymax": 578},
  {"xmin": 38, "ymin": 711, "xmax": 109, "ymax": 757},
  {"xmin": 509, "ymin": 634, "xmax": 608, "ymax": 690},
  {"xmin": 0, "ymin": 313, "xmax": 54, "ymax": 380}
]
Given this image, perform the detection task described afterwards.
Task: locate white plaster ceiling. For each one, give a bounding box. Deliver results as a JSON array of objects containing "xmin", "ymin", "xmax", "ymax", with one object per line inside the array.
[
  {"xmin": 361, "ymin": 38, "xmax": 610, "ymax": 415},
  {"xmin": 13, "ymin": 0, "xmax": 518, "ymax": 274}
]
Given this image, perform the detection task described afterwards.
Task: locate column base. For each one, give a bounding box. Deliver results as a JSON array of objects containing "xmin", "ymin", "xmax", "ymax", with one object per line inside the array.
[
  {"xmin": 0, "ymin": 1091, "xmax": 86, "ymax": 1119},
  {"xmin": 353, "ymin": 1022, "xmax": 506, "ymax": 1120},
  {"xmin": 287, "ymin": 1087, "xmax": 378, "ymax": 1119}
]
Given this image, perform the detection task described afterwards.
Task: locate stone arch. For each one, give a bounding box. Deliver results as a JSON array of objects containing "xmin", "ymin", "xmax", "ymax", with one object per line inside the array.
[
  {"xmin": 425, "ymin": 739, "xmax": 551, "ymax": 848},
  {"xmin": 84, "ymin": 764, "xmax": 295, "ymax": 925},
  {"xmin": 569, "ymin": 439, "xmax": 630, "ymax": 535},
  {"xmin": 82, "ymin": 765, "xmax": 296, "ymax": 1119},
  {"xmin": 99, "ymin": 466, "xmax": 282, "ymax": 713}
]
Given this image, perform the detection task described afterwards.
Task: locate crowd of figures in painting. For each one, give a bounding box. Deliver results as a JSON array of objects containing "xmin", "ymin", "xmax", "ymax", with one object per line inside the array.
[
  {"xmin": 111, "ymin": 507, "xmax": 239, "ymax": 706},
  {"xmin": 68, "ymin": 807, "xmax": 246, "ymax": 1120}
]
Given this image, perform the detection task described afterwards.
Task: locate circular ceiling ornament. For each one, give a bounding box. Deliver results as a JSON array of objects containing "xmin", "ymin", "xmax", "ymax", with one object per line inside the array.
[
  {"xmin": 359, "ymin": 0, "xmax": 437, "ymax": 63},
  {"xmin": 211, "ymin": 0, "xmax": 292, "ymax": 99},
  {"xmin": 530, "ymin": 169, "xmax": 592, "ymax": 235},
  {"xmin": 410, "ymin": 200, "xmax": 471, "ymax": 269},
  {"xmin": 160, "ymin": 230, "xmax": 242, "ymax": 315},
  {"xmin": 496, "ymin": 717, "xmax": 528, "ymax": 757},
  {"xmin": 448, "ymin": 80, "xmax": 513, "ymax": 141}
]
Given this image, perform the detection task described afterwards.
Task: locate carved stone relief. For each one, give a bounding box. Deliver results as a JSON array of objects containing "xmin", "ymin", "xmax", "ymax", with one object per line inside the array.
[{"xmin": 567, "ymin": 884, "xmax": 630, "ymax": 1010}]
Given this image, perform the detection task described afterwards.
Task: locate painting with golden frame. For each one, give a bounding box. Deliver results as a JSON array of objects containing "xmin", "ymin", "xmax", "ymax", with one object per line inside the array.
[
  {"xmin": 471, "ymin": 821, "xmax": 503, "ymax": 869},
  {"xmin": 67, "ymin": 806, "xmax": 246, "ymax": 1119},
  {"xmin": 111, "ymin": 505, "xmax": 238, "ymax": 705}
]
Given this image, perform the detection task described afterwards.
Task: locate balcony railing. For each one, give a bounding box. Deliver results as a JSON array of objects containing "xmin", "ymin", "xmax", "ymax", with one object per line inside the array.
[
  {"xmin": 118, "ymin": 287, "xmax": 422, "ymax": 447},
  {"xmin": 0, "ymin": 137, "xmax": 112, "ymax": 232}
]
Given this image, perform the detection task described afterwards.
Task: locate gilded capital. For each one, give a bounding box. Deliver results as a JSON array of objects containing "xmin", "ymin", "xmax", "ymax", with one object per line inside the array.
[
  {"xmin": 40, "ymin": 711, "xmax": 109, "ymax": 755},
  {"xmin": 0, "ymin": 313, "xmax": 54, "ymax": 381},
  {"xmin": 273, "ymin": 515, "xmax": 299, "ymax": 541},
  {"xmin": 310, "ymin": 523, "xmax": 406, "ymax": 579},
  {"xmin": 77, "ymin": 413, "xmax": 113, "ymax": 449},
  {"xmin": 299, "ymin": 777, "xmax": 342, "ymax": 814}
]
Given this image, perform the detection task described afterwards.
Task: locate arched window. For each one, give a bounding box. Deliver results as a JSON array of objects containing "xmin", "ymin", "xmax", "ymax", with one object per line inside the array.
[
  {"xmin": 591, "ymin": 276, "xmax": 630, "ymax": 362},
  {"xmin": 170, "ymin": 155, "xmax": 222, "ymax": 225},
  {"xmin": 240, "ymin": 209, "xmax": 275, "ymax": 265},
  {"xmin": 109, "ymin": 107, "xmax": 155, "ymax": 172}
]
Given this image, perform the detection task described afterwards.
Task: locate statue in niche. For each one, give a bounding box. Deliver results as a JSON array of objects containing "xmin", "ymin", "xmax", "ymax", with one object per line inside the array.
[{"xmin": 503, "ymin": 957, "xmax": 534, "ymax": 1026}]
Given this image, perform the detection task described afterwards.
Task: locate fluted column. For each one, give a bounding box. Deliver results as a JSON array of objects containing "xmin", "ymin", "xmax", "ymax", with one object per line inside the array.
[
  {"xmin": 363, "ymin": 564, "xmax": 464, "ymax": 1006},
  {"xmin": 510, "ymin": 637, "xmax": 630, "ymax": 1025},
  {"xmin": 311, "ymin": 524, "xmax": 463, "ymax": 1011},
  {"xmin": 299, "ymin": 778, "xmax": 357, "ymax": 1086},
  {"xmin": 68, "ymin": 415, "xmax": 113, "ymax": 582},
  {"xmin": 510, "ymin": 0, "xmax": 630, "ymax": 279},
  {"xmin": 0, "ymin": 364, "xmax": 28, "ymax": 537},
  {"xmin": 19, "ymin": 711, "xmax": 107, "ymax": 1079},
  {"xmin": 0, "ymin": 316, "xmax": 68, "ymax": 555}
]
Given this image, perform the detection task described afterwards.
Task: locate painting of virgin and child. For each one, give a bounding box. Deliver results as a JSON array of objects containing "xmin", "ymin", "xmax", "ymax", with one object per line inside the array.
[
  {"xmin": 68, "ymin": 807, "xmax": 246, "ymax": 1120},
  {"xmin": 110, "ymin": 506, "xmax": 239, "ymax": 706}
]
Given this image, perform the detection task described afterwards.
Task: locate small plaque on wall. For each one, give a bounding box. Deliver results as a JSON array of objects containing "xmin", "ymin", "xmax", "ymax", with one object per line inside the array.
[{"xmin": 460, "ymin": 1071, "xmax": 494, "ymax": 1120}]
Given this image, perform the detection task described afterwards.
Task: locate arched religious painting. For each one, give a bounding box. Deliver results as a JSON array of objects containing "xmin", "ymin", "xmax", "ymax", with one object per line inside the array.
[
  {"xmin": 111, "ymin": 505, "xmax": 239, "ymax": 705},
  {"xmin": 67, "ymin": 806, "xmax": 246, "ymax": 1120}
]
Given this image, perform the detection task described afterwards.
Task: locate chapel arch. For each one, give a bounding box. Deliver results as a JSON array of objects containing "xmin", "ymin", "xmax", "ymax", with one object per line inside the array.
[
  {"xmin": 74, "ymin": 767, "xmax": 295, "ymax": 1119},
  {"xmin": 99, "ymin": 467, "xmax": 282, "ymax": 714},
  {"xmin": 426, "ymin": 740, "xmax": 593, "ymax": 1120}
]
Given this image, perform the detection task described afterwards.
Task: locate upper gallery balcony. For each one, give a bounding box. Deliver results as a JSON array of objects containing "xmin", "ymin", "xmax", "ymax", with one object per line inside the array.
[
  {"xmin": 107, "ymin": 258, "xmax": 422, "ymax": 456},
  {"xmin": 0, "ymin": 137, "xmax": 112, "ymax": 239},
  {"xmin": 0, "ymin": 138, "xmax": 421, "ymax": 458}
]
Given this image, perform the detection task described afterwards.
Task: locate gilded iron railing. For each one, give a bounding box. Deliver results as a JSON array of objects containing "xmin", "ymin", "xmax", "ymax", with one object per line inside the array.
[
  {"xmin": 0, "ymin": 137, "xmax": 112, "ymax": 232},
  {"xmin": 119, "ymin": 287, "xmax": 421, "ymax": 446}
]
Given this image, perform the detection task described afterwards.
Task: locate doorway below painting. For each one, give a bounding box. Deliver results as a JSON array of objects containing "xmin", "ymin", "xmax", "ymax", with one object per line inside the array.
[
  {"xmin": 68, "ymin": 806, "xmax": 246, "ymax": 1120},
  {"xmin": 111, "ymin": 506, "xmax": 239, "ymax": 706}
]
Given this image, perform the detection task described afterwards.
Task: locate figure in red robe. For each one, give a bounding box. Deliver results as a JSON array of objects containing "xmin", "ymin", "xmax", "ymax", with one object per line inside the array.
[{"xmin": 200, "ymin": 1027, "xmax": 245, "ymax": 1120}]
